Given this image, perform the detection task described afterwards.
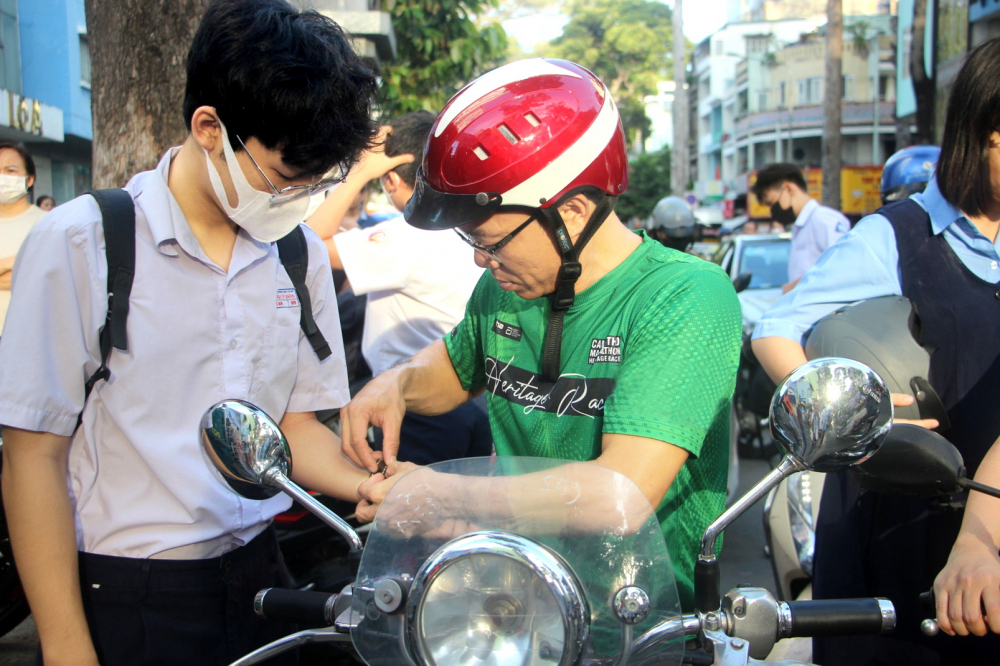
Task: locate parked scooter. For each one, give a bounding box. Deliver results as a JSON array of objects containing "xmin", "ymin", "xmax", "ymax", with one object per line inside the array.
[{"xmin": 203, "ymin": 357, "xmax": 910, "ymax": 666}]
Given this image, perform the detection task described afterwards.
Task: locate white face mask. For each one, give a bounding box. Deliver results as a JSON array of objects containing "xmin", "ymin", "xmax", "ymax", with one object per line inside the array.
[
  {"xmin": 0, "ymin": 175, "xmax": 28, "ymax": 205},
  {"xmin": 203, "ymin": 120, "xmax": 310, "ymax": 243}
]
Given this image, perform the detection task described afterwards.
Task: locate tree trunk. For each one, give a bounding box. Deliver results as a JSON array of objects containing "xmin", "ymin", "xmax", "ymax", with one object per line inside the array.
[
  {"xmin": 821, "ymin": 0, "xmax": 842, "ymax": 210},
  {"xmin": 671, "ymin": 0, "xmax": 687, "ymax": 197},
  {"xmin": 910, "ymin": 0, "xmax": 935, "ymax": 144},
  {"xmin": 85, "ymin": 0, "xmax": 211, "ymax": 188}
]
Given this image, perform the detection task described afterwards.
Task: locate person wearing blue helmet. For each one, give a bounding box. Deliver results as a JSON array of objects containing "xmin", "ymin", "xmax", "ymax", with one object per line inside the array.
[
  {"xmin": 880, "ymin": 144, "xmax": 941, "ymax": 204},
  {"xmin": 752, "ymin": 37, "xmax": 1000, "ymax": 664}
]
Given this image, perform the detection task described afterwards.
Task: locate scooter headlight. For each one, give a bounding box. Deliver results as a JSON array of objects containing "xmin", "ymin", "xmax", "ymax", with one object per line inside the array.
[{"xmin": 406, "ymin": 531, "xmax": 589, "ymax": 666}]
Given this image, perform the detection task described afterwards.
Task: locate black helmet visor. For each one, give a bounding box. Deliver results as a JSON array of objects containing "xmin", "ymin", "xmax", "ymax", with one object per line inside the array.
[{"xmin": 404, "ymin": 167, "xmax": 504, "ymax": 230}]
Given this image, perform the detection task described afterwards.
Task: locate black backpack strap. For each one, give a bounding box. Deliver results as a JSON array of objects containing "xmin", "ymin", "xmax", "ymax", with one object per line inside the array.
[
  {"xmin": 277, "ymin": 225, "xmax": 332, "ymax": 361},
  {"xmin": 78, "ymin": 189, "xmax": 136, "ymax": 431}
]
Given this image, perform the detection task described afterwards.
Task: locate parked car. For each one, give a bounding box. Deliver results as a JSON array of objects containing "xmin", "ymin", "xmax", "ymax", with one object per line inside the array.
[{"xmin": 713, "ymin": 234, "xmax": 791, "ymax": 459}]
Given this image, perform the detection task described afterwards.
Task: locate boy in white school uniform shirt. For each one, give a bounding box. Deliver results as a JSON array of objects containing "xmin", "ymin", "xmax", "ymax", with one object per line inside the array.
[
  {"xmin": 0, "ymin": 1, "xmax": 380, "ymax": 663},
  {"xmin": 308, "ymin": 110, "xmax": 491, "ymax": 465}
]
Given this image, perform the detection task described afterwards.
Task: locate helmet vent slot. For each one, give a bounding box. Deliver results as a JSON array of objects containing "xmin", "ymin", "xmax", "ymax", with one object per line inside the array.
[
  {"xmin": 497, "ymin": 124, "xmax": 520, "ymax": 144},
  {"xmin": 473, "ymin": 145, "xmax": 491, "ymax": 161},
  {"xmin": 524, "ymin": 112, "xmax": 541, "ymax": 127}
]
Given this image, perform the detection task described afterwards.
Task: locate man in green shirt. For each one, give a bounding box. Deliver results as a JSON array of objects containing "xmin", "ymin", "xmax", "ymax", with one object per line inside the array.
[{"xmin": 342, "ymin": 58, "xmax": 741, "ymax": 609}]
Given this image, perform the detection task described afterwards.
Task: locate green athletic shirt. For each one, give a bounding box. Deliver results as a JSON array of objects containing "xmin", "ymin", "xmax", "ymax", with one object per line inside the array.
[{"xmin": 444, "ymin": 231, "xmax": 742, "ymax": 610}]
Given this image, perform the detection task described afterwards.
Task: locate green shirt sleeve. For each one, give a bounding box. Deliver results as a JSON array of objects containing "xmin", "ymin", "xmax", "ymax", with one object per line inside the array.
[
  {"xmin": 444, "ymin": 272, "xmax": 491, "ymax": 391},
  {"xmin": 602, "ymin": 263, "xmax": 742, "ymax": 457}
]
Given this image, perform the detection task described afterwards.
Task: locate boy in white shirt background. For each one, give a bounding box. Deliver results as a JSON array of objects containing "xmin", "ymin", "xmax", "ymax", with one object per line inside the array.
[{"xmin": 308, "ymin": 111, "xmax": 492, "ymax": 465}]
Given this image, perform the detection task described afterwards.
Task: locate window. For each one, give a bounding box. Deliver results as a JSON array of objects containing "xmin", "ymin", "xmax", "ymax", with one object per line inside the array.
[
  {"xmin": 80, "ymin": 34, "xmax": 91, "ymax": 88},
  {"xmin": 842, "ymin": 75, "xmax": 854, "ymax": 100},
  {"xmin": 879, "ymin": 74, "xmax": 890, "ymax": 101},
  {"xmin": 809, "ymin": 77, "xmax": 823, "ymax": 103},
  {"xmin": 758, "ymin": 91, "xmax": 768, "ymax": 110},
  {"xmin": 714, "ymin": 39, "xmax": 724, "ymax": 56},
  {"xmin": 778, "ymin": 82, "xmax": 786, "ymax": 107}
]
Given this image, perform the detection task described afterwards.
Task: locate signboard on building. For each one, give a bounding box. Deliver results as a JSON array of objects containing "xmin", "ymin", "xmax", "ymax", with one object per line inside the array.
[
  {"xmin": 0, "ymin": 91, "xmax": 64, "ymax": 143},
  {"xmin": 747, "ymin": 166, "xmax": 883, "ymax": 218}
]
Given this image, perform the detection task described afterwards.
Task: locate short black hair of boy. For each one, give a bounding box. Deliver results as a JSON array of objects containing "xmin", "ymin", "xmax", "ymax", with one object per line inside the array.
[
  {"xmin": 936, "ymin": 37, "xmax": 1000, "ymax": 218},
  {"xmin": 0, "ymin": 142, "xmax": 36, "ymax": 196},
  {"xmin": 751, "ymin": 163, "xmax": 808, "ymax": 202},
  {"xmin": 183, "ymin": 0, "xmax": 379, "ymax": 178},
  {"xmin": 384, "ymin": 111, "xmax": 437, "ymax": 189}
]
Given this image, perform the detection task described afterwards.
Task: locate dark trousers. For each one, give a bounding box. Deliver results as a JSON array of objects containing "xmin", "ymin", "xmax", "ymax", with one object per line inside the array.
[
  {"xmin": 381, "ymin": 400, "xmax": 493, "ymax": 466},
  {"xmin": 40, "ymin": 528, "xmax": 297, "ymax": 666}
]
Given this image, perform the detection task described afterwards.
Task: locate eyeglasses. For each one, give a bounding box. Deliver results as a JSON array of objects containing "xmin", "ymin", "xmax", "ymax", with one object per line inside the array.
[
  {"xmin": 236, "ymin": 135, "xmax": 347, "ymax": 203},
  {"xmin": 454, "ymin": 213, "xmax": 538, "ymax": 264}
]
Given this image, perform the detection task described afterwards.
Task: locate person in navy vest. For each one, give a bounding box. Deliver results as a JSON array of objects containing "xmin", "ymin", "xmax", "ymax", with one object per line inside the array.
[{"xmin": 751, "ymin": 37, "xmax": 1000, "ymax": 665}]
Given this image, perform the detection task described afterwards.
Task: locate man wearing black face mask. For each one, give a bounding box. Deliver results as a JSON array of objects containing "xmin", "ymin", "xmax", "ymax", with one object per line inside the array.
[{"xmin": 751, "ymin": 163, "xmax": 849, "ymax": 292}]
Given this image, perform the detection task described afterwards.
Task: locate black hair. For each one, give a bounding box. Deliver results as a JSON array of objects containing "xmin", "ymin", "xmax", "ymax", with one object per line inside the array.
[
  {"xmin": 183, "ymin": 0, "xmax": 380, "ymax": 178},
  {"xmin": 936, "ymin": 37, "xmax": 1000, "ymax": 217},
  {"xmin": 751, "ymin": 163, "xmax": 807, "ymax": 201},
  {"xmin": 36, "ymin": 195, "xmax": 54, "ymax": 207},
  {"xmin": 0, "ymin": 142, "xmax": 36, "ymax": 196},
  {"xmin": 385, "ymin": 110, "xmax": 436, "ymax": 188}
]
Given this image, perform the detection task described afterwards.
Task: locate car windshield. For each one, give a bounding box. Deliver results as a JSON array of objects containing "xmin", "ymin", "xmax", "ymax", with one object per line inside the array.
[{"xmin": 739, "ymin": 240, "xmax": 790, "ymax": 289}]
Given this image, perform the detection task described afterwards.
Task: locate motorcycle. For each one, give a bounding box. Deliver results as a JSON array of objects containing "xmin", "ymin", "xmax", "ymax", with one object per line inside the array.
[{"xmin": 201, "ymin": 357, "xmax": 914, "ymax": 665}]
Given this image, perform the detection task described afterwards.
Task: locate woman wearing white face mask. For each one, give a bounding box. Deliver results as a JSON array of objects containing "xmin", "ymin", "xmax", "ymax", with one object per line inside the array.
[{"xmin": 0, "ymin": 142, "xmax": 45, "ymax": 333}]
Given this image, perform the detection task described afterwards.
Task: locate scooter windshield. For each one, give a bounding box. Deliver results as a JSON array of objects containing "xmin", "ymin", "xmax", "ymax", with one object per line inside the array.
[{"xmin": 351, "ymin": 456, "xmax": 683, "ymax": 666}]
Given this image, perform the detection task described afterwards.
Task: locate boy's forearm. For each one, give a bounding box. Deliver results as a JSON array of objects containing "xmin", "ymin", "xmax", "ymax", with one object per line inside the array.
[
  {"xmin": 751, "ymin": 335, "xmax": 808, "ymax": 384},
  {"xmin": 2, "ymin": 428, "xmax": 99, "ymax": 664}
]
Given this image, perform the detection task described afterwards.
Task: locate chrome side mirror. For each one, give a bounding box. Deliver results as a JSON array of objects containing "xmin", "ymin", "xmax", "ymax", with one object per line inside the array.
[
  {"xmin": 695, "ymin": 358, "xmax": 892, "ymax": 613},
  {"xmin": 770, "ymin": 357, "xmax": 892, "ymax": 472},
  {"xmin": 201, "ymin": 399, "xmax": 291, "ymax": 501},
  {"xmin": 200, "ymin": 400, "xmax": 363, "ymax": 552}
]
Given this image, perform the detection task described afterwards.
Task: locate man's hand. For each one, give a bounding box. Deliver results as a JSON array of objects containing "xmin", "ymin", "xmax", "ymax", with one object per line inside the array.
[
  {"xmin": 891, "ymin": 393, "xmax": 939, "ymax": 429},
  {"xmin": 355, "ymin": 461, "xmax": 420, "ymax": 524},
  {"xmin": 341, "ymin": 374, "xmax": 408, "ymax": 472},
  {"xmin": 934, "ymin": 534, "xmax": 1000, "ymax": 636}
]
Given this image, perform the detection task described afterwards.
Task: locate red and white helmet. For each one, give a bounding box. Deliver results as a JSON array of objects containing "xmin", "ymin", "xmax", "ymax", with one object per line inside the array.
[{"xmin": 404, "ymin": 58, "xmax": 628, "ymax": 230}]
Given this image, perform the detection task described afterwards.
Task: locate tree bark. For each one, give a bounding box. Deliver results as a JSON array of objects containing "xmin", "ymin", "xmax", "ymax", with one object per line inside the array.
[
  {"xmin": 85, "ymin": 0, "xmax": 210, "ymax": 188},
  {"xmin": 910, "ymin": 0, "xmax": 935, "ymax": 144},
  {"xmin": 821, "ymin": 0, "xmax": 842, "ymax": 210},
  {"xmin": 671, "ymin": 0, "xmax": 687, "ymax": 197}
]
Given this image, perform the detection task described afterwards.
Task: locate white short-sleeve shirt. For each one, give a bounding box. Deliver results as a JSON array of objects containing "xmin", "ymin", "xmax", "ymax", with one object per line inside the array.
[
  {"xmin": 788, "ymin": 198, "xmax": 851, "ymax": 282},
  {"xmin": 0, "ymin": 149, "xmax": 350, "ymax": 559},
  {"xmin": 0, "ymin": 204, "xmax": 46, "ymax": 332},
  {"xmin": 334, "ymin": 216, "xmax": 484, "ymax": 375}
]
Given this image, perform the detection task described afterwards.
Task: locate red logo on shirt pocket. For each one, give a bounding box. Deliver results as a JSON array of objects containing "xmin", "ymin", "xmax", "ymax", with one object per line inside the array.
[{"xmin": 276, "ymin": 288, "xmax": 299, "ymax": 309}]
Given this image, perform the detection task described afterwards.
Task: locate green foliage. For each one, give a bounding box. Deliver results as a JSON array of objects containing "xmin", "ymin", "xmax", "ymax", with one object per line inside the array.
[
  {"xmin": 380, "ymin": 0, "xmax": 509, "ymax": 116},
  {"xmin": 617, "ymin": 144, "xmax": 671, "ymax": 224},
  {"xmin": 544, "ymin": 0, "xmax": 673, "ymax": 147}
]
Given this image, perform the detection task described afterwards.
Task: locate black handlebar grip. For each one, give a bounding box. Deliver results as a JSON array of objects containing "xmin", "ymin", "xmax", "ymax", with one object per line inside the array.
[
  {"xmin": 254, "ymin": 588, "xmax": 338, "ymax": 626},
  {"xmin": 919, "ymin": 590, "xmax": 936, "ymax": 614},
  {"xmin": 785, "ymin": 598, "xmax": 895, "ymax": 638}
]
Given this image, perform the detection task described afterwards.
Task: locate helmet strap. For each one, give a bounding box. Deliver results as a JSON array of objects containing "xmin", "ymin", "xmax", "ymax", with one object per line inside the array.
[{"xmin": 539, "ymin": 194, "xmax": 617, "ymax": 382}]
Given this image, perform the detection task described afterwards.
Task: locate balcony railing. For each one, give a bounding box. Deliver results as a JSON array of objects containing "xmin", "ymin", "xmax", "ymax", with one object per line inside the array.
[{"xmin": 733, "ymin": 102, "xmax": 896, "ymax": 138}]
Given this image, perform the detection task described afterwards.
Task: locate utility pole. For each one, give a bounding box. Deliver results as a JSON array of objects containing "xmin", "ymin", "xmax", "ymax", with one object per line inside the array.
[
  {"xmin": 672, "ymin": 0, "xmax": 688, "ymax": 197},
  {"xmin": 822, "ymin": 0, "xmax": 843, "ymax": 210}
]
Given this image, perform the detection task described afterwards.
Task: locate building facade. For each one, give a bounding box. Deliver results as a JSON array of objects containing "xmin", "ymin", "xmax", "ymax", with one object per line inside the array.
[
  {"xmin": 643, "ymin": 80, "xmax": 676, "ymax": 153},
  {"xmin": 692, "ymin": 17, "xmax": 824, "ymax": 202},
  {"xmin": 0, "ymin": 0, "xmax": 86, "ymax": 206}
]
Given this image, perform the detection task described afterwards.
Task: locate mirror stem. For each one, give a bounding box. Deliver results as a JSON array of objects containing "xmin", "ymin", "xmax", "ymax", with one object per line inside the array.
[
  {"xmin": 263, "ymin": 468, "xmax": 364, "ymax": 551},
  {"xmin": 958, "ymin": 476, "xmax": 1000, "ymax": 500},
  {"xmin": 699, "ymin": 456, "xmax": 802, "ymax": 561}
]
